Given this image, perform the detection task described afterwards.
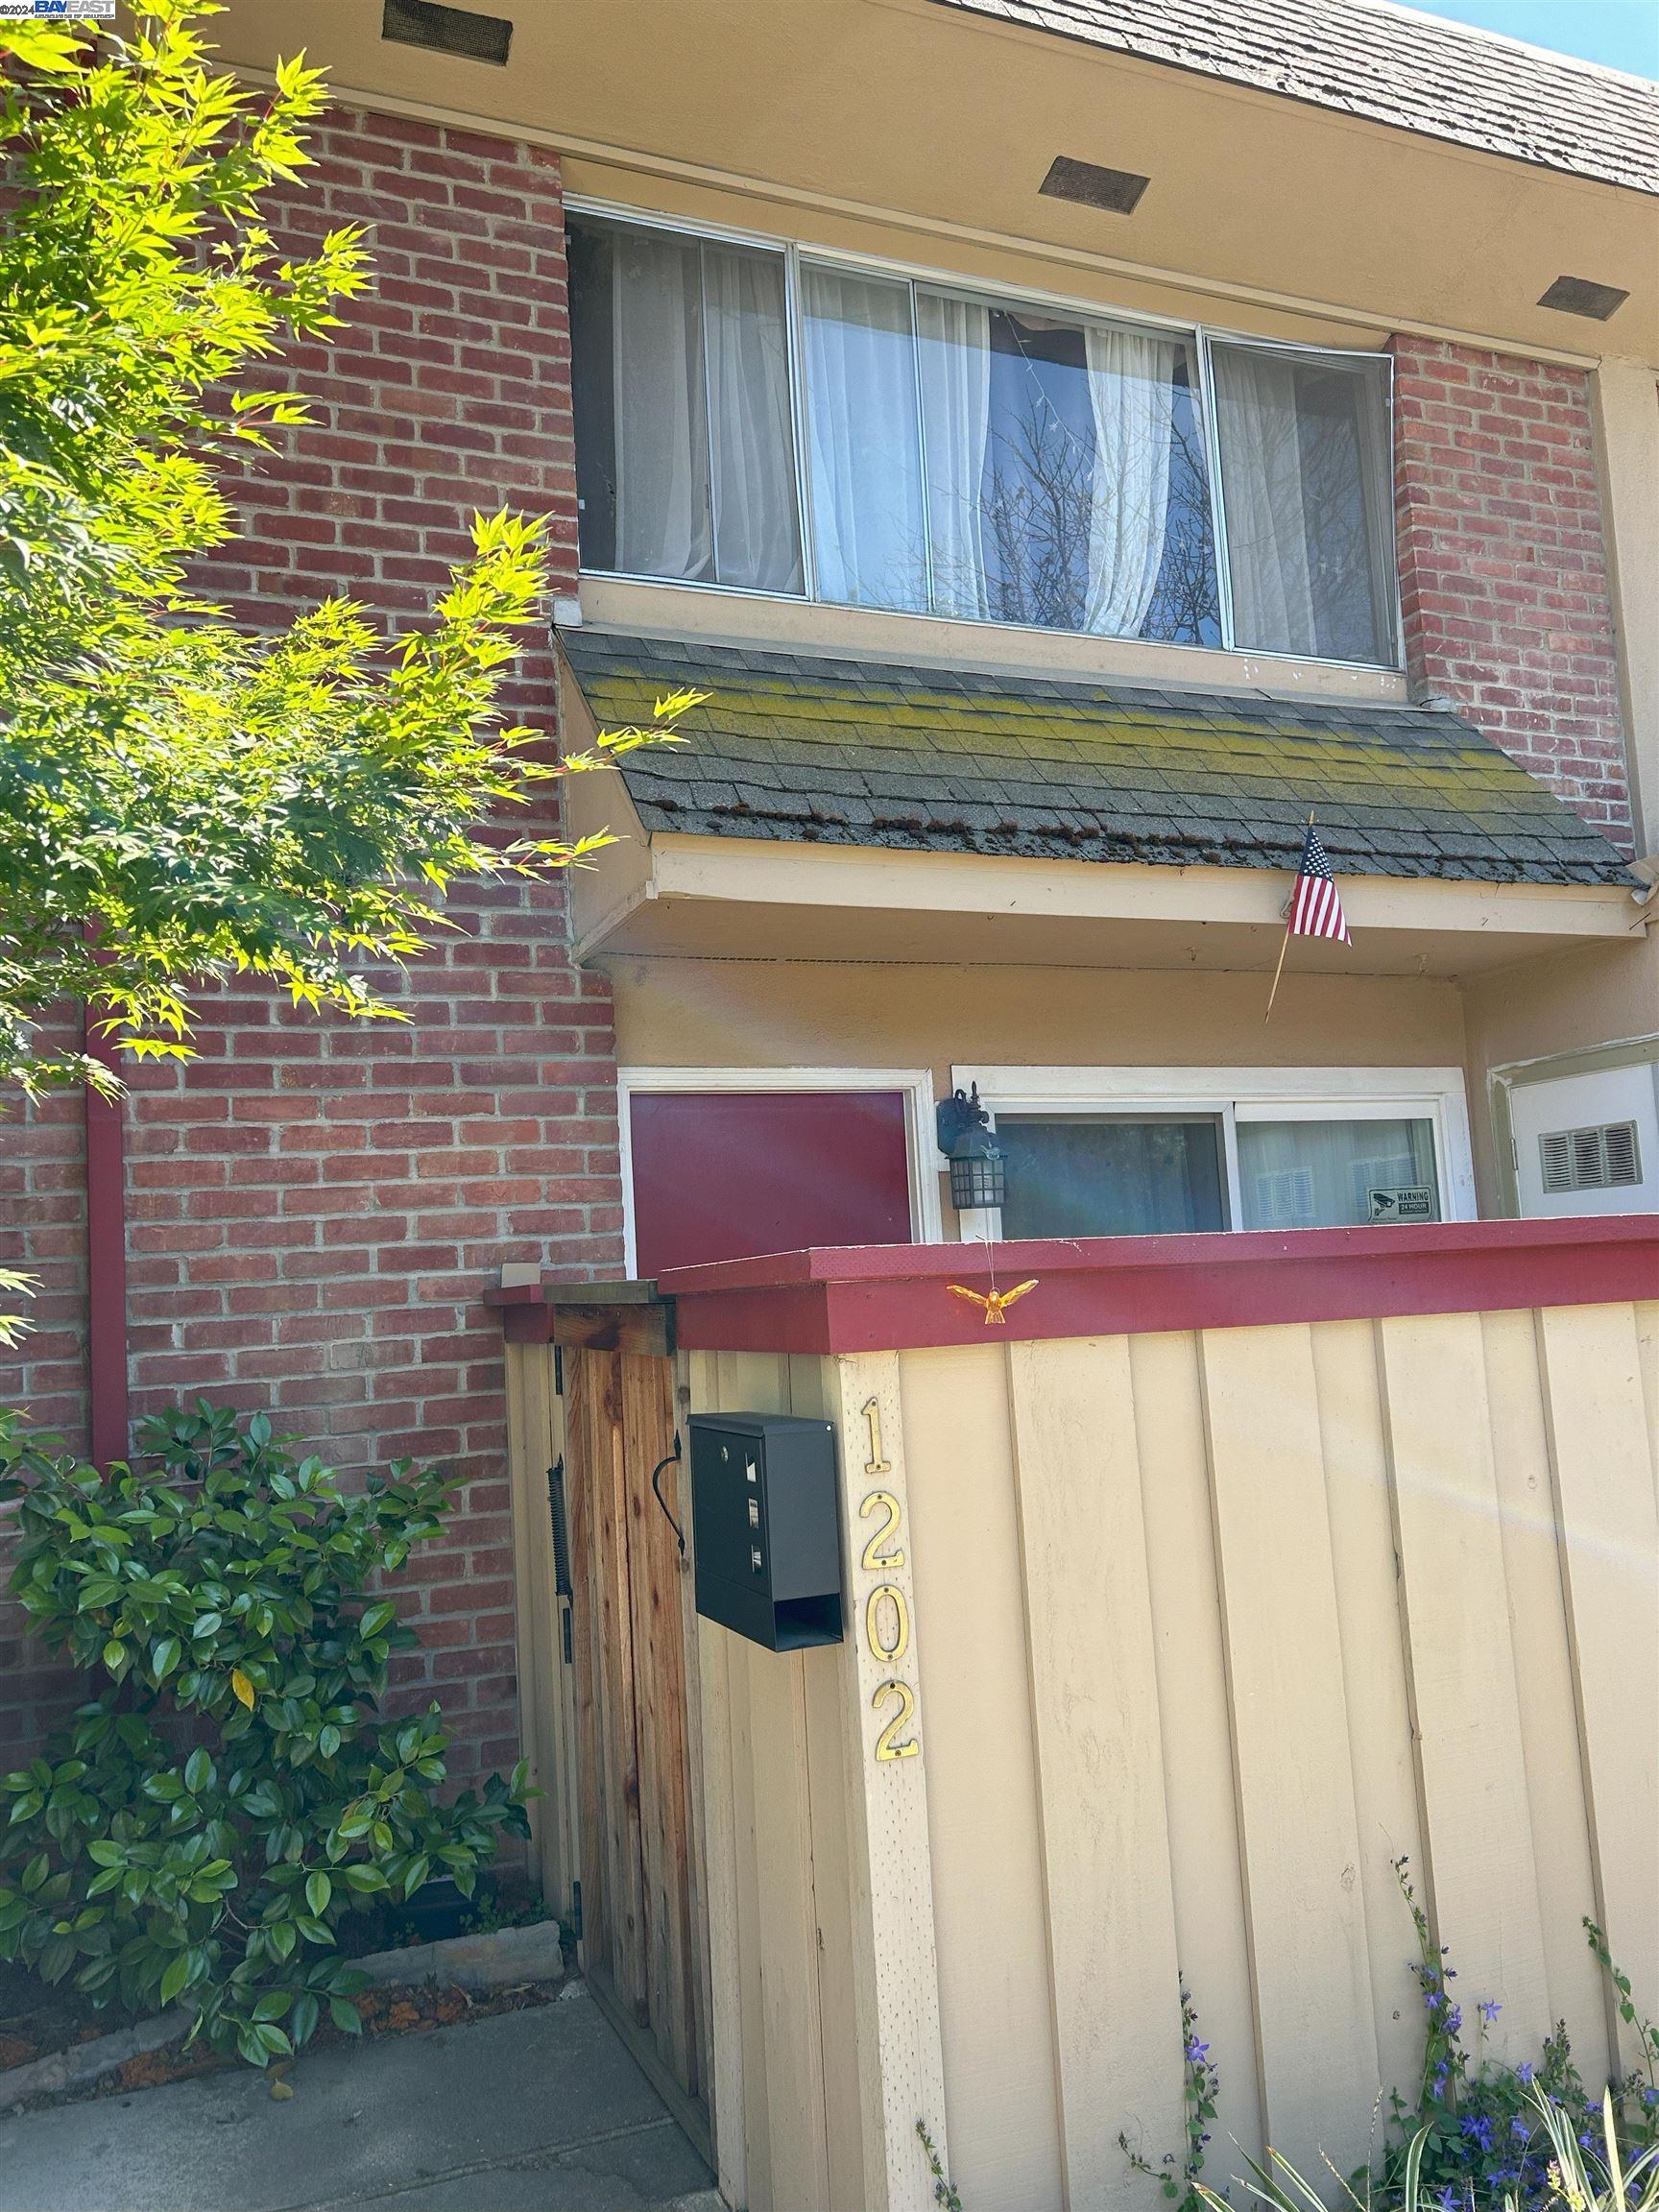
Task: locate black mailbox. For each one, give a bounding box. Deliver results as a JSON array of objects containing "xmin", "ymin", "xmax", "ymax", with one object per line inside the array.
[{"xmin": 688, "ymin": 1412, "xmax": 843, "ymax": 1651}]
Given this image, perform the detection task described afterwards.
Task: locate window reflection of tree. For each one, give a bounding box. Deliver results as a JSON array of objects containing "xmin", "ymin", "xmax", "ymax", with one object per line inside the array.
[{"xmin": 935, "ymin": 311, "xmax": 1221, "ymax": 644}]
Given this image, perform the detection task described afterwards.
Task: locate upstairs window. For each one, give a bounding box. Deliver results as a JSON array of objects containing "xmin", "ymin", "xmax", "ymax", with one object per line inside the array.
[
  {"xmin": 1210, "ymin": 342, "xmax": 1395, "ymax": 665},
  {"xmin": 568, "ymin": 210, "xmax": 1398, "ymax": 668},
  {"xmin": 798, "ymin": 267, "xmax": 1219, "ymax": 643},
  {"xmin": 568, "ymin": 221, "xmax": 804, "ymax": 594}
]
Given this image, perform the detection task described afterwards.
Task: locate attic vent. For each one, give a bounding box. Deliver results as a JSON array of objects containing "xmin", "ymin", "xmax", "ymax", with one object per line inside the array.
[
  {"xmin": 1538, "ymin": 1119, "xmax": 1642, "ymax": 1194},
  {"xmin": 382, "ymin": 0, "xmax": 512, "ymax": 64},
  {"xmin": 1039, "ymin": 155, "xmax": 1151, "ymax": 217},
  {"xmin": 1537, "ymin": 275, "xmax": 1628, "ymax": 322}
]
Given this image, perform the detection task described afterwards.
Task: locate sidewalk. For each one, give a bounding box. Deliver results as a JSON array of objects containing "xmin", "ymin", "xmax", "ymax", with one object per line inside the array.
[{"xmin": 0, "ymin": 1983, "xmax": 719, "ymax": 2212}]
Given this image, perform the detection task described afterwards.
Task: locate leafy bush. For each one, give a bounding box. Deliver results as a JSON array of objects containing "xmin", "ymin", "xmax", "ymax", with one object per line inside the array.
[
  {"xmin": 1380, "ymin": 1859, "xmax": 1656, "ymax": 2209},
  {"xmin": 1123, "ymin": 1859, "xmax": 1658, "ymax": 2212},
  {"xmin": 0, "ymin": 1404, "xmax": 529, "ymax": 2065},
  {"xmin": 1199, "ymin": 2087, "xmax": 1659, "ymax": 2212}
]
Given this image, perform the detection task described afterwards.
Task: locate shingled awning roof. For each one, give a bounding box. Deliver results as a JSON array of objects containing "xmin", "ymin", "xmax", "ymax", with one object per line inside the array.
[
  {"xmin": 558, "ymin": 632, "xmax": 1635, "ymax": 891},
  {"xmin": 932, "ymin": 0, "xmax": 1659, "ymax": 198}
]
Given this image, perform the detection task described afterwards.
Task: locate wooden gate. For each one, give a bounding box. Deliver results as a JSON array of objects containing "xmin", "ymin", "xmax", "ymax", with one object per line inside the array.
[{"xmin": 561, "ymin": 1337, "xmax": 709, "ymax": 2148}]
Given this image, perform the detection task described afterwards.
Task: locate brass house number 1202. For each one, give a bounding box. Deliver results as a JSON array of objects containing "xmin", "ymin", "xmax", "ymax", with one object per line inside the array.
[{"xmin": 860, "ymin": 1398, "xmax": 918, "ymax": 1763}]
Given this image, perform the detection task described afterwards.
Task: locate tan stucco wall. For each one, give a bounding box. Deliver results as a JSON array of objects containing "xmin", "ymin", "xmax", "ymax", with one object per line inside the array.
[
  {"xmin": 216, "ymin": 0, "xmax": 1656, "ymax": 368},
  {"xmin": 1460, "ymin": 928, "xmax": 1659, "ymax": 1197},
  {"xmin": 606, "ymin": 956, "xmax": 1466, "ymax": 1091}
]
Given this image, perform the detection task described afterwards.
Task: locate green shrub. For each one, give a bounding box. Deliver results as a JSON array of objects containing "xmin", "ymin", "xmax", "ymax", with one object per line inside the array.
[
  {"xmin": 1124, "ymin": 1860, "xmax": 1658, "ymax": 2212},
  {"xmin": 1378, "ymin": 1859, "xmax": 1656, "ymax": 2210},
  {"xmin": 1197, "ymin": 2088, "xmax": 1659, "ymax": 2212},
  {"xmin": 0, "ymin": 1404, "xmax": 529, "ymax": 2066}
]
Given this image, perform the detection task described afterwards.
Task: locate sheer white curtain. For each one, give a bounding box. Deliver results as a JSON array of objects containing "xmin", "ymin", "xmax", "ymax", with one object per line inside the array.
[
  {"xmin": 1238, "ymin": 1118, "xmax": 1438, "ymax": 1230},
  {"xmin": 917, "ymin": 292, "xmax": 992, "ymax": 619},
  {"xmin": 704, "ymin": 245, "xmax": 803, "ymax": 594},
  {"xmin": 1082, "ymin": 325, "xmax": 1178, "ymax": 637},
  {"xmin": 1214, "ymin": 344, "xmax": 1396, "ymax": 662},
  {"xmin": 802, "ymin": 266, "xmax": 926, "ymax": 611},
  {"xmin": 612, "ymin": 229, "xmax": 712, "ymax": 582},
  {"xmin": 1212, "ymin": 346, "xmax": 1318, "ymax": 656}
]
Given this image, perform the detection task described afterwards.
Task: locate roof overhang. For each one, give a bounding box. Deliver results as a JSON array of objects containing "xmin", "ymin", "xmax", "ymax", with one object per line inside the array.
[
  {"xmin": 213, "ymin": 0, "xmax": 1656, "ymax": 366},
  {"xmin": 566, "ymin": 778, "xmax": 1644, "ymax": 982}
]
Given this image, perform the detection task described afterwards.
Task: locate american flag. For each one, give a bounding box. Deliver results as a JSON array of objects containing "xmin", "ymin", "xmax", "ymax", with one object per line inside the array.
[{"xmin": 1287, "ymin": 822, "xmax": 1350, "ymax": 943}]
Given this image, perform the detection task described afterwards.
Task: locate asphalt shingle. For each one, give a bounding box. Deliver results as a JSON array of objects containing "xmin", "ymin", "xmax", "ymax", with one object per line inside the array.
[
  {"xmin": 559, "ymin": 631, "xmax": 1637, "ymax": 890},
  {"xmin": 934, "ymin": 0, "xmax": 1658, "ymax": 196}
]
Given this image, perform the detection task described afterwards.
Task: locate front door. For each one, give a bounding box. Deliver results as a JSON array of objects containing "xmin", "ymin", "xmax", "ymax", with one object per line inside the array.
[
  {"xmin": 627, "ymin": 1087, "xmax": 917, "ymax": 1273},
  {"xmin": 1510, "ymin": 1059, "xmax": 1659, "ymax": 1216}
]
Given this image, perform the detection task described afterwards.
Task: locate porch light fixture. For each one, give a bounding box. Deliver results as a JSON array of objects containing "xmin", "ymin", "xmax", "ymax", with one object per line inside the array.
[{"xmin": 937, "ymin": 1085, "xmax": 1005, "ymax": 1213}]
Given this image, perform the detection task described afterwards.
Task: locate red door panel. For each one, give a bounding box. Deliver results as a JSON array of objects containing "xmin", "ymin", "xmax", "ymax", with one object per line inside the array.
[{"xmin": 630, "ymin": 1091, "xmax": 913, "ymax": 1276}]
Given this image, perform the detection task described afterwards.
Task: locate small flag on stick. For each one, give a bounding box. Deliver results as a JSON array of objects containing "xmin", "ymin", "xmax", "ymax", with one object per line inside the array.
[{"xmin": 1265, "ymin": 817, "xmax": 1350, "ymax": 1020}]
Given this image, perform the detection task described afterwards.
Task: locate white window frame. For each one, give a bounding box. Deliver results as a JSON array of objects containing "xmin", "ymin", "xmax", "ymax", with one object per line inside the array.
[
  {"xmin": 565, "ymin": 197, "xmax": 1405, "ymax": 674},
  {"xmin": 616, "ymin": 1065, "xmax": 943, "ymax": 1278},
  {"xmin": 949, "ymin": 1064, "xmax": 1477, "ymax": 1240}
]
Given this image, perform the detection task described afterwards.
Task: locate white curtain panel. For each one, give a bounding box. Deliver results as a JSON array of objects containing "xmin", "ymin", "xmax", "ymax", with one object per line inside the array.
[
  {"xmin": 1238, "ymin": 1118, "xmax": 1438, "ymax": 1230},
  {"xmin": 1082, "ymin": 325, "xmax": 1178, "ymax": 637},
  {"xmin": 1212, "ymin": 345, "xmax": 1318, "ymax": 657},
  {"xmin": 802, "ymin": 265, "xmax": 926, "ymax": 611},
  {"xmin": 917, "ymin": 291, "xmax": 993, "ymax": 619},
  {"xmin": 703, "ymin": 245, "xmax": 803, "ymax": 594},
  {"xmin": 612, "ymin": 228, "xmax": 712, "ymax": 582}
]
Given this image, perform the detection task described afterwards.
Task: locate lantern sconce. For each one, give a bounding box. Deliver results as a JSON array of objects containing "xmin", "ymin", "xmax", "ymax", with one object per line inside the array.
[{"xmin": 936, "ymin": 1083, "xmax": 1005, "ymax": 1214}]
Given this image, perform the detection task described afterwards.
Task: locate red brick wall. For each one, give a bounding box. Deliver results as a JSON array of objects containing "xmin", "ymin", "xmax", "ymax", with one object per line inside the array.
[
  {"xmin": 0, "ymin": 107, "xmax": 620, "ymax": 1784},
  {"xmin": 0, "ymin": 1071, "xmax": 89, "ymax": 1761},
  {"xmin": 1393, "ymin": 336, "xmax": 1632, "ymax": 847}
]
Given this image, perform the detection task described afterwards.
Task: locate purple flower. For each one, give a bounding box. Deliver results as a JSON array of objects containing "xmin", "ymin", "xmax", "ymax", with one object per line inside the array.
[
  {"xmin": 1432, "ymin": 2065, "xmax": 1450, "ymax": 2096},
  {"xmin": 1446, "ymin": 2006, "xmax": 1464, "ymax": 2036},
  {"xmin": 1461, "ymin": 2114, "xmax": 1494, "ymax": 2152},
  {"xmin": 1517, "ymin": 2063, "xmax": 1535, "ymax": 2086},
  {"xmin": 1511, "ymin": 2118, "xmax": 1532, "ymax": 2141},
  {"xmin": 1479, "ymin": 2000, "xmax": 1502, "ymax": 2025},
  {"xmin": 1435, "ymin": 2188, "xmax": 1458, "ymax": 2211},
  {"xmin": 1185, "ymin": 2037, "xmax": 1211, "ymax": 2066}
]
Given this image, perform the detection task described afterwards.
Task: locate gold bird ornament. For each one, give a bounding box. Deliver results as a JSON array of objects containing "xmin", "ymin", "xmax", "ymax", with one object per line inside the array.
[{"xmin": 946, "ymin": 1278, "xmax": 1040, "ymax": 1325}]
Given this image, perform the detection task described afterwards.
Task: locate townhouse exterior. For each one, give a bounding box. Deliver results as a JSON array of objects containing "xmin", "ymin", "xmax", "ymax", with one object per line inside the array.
[{"xmin": 3, "ymin": 0, "xmax": 1657, "ymax": 1846}]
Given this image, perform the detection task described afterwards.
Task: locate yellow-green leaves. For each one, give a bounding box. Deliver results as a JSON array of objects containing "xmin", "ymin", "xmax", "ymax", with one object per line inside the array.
[{"xmin": 0, "ymin": 24, "xmax": 84, "ymax": 75}]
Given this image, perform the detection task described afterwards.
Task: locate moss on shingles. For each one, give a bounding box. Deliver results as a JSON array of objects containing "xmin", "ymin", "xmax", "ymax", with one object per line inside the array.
[{"xmin": 563, "ymin": 633, "xmax": 1635, "ymax": 888}]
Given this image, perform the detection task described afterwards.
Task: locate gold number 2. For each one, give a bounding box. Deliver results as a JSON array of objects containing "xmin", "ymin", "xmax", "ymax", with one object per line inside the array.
[
  {"xmin": 858, "ymin": 1489, "xmax": 905, "ymax": 1573},
  {"xmin": 872, "ymin": 1678, "xmax": 919, "ymax": 1761},
  {"xmin": 861, "ymin": 1397, "xmax": 891, "ymax": 1476}
]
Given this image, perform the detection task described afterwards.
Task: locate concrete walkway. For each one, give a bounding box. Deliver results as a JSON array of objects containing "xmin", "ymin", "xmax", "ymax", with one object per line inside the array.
[{"xmin": 0, "ymin": 1984, "xmax": 719, "ymax": 2212}]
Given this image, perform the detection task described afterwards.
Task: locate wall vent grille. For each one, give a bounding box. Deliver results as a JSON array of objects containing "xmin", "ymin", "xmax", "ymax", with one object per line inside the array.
[
  {"xmin": 1537, "ymin": 275, "xmax": 1629, "ymax": 322},
  {"xmin": 382, "ymin": 0, "xmax": 512, "ymax": 64},
  {"xmin": 1039, "ymin": 155, "xmax": 1151, "ymax": 216},
  {"xmin": 1538, "ymin": 1119, "xmax": 1641, "ymax": 1193}
]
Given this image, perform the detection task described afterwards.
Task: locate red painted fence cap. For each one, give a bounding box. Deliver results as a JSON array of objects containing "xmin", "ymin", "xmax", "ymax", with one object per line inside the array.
[{"xmin": 652, "ymin": 1214, "xmax": 1659, "ymax": 1356}]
